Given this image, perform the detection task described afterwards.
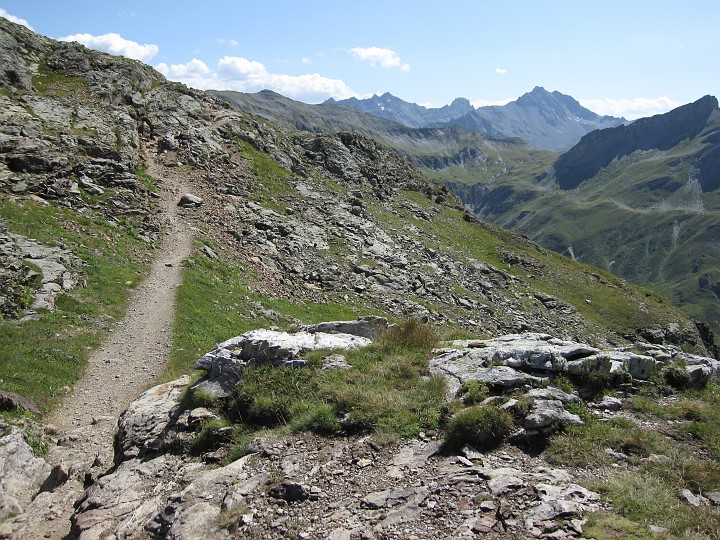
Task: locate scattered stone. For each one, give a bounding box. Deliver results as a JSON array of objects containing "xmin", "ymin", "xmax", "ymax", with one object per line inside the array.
[
  {"xmin": 679, "ymin": 488, "xmax": 709, "ymax": 507},
  {"xmin": 178, "ymin": 193, "xmax": 203, "ymax": 207},
  {"xmin": 591, "ymin": 396, "xmax": 623, "ymax": 411},
  {"xmin": 268, "ymin": 482, "xmax": 311, "ymax": 502},
  {"xmin": 321, "ymin": 353, "xmax": 352, "ymax": 371}
]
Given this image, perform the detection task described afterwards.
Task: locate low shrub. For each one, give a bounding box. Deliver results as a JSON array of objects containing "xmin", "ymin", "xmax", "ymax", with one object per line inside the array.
[
  {"xmin": 443, "ymin": 404, "xmax": 513, "ymax": 451},
  {"xmin": 662, "ymin": 362, "xmax": 690, "ymax": 390},
  {"xmin": 292, "ymin": 404, "xmax": 341, "ymax": 435},
  {"xmin": 458, "ymin": 380, "xmax": 489, "ymax": 405}
]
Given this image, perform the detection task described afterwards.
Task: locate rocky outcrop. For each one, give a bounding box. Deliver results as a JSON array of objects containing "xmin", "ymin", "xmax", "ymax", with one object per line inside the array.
[
  {"xmin": 554, "ymin": 95, "xmax": 719, "ymax": 189},
  {"xmin": 0, "ymin": 429, "xmax": 51, "ymax": 521},
  {"xmin": 432, "ymin": 333, "xmax": 719, "ymax": 394},
  {"xmin": 62, "ymin": 375, "xmax": 607, "ymax": 539},
  {"xmin": 191, "ymin": 327, "xmax": 373, "ymax": 398},
  {"xmin": 115, "ymin": 376, "xmax": 190, "ymax": 463}
]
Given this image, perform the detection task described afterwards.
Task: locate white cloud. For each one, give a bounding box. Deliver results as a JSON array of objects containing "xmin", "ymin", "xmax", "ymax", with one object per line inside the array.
[
  {"xmin": 301, "ymin": 57, "xmax": 311, "ymax": 64},
  {"xmin": 0, "ymin": 8, "xmax": 34, "ymax": 30},
  {"xmin": 156, "ymin": 58, "xmax": 211, "ymax": 78},
  {"xmin": 159, "ymin": 54, "xmax": 358, "ymax": 103},
  {"xmin": 60, "ymin": 32, "xmax": 159, "ymax": 62},
  {"xmin": 579, "ymin": 97, "xmax": 682, "ymax": 120},
  {"xmin": 495, "ymin": 67, "xmax": 507, "ymax": 74},
  {"xmin": 216, "ymin": 38, "xmax": 239, "ymax": 47},
  {"xmin": 471, "ymin": 98, "xmax": 513, "ymax": 108},
  {"xmin": 217, "ymin": 56, "xmax": 268, "ymax": 80},
  {"xmin": 349, "ymin": 46, "xmax": 410, "ymax": 71}
]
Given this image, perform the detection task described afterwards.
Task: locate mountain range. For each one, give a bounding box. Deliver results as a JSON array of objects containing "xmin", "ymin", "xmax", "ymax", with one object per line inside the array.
[{"xmin": 328, "ymin": 87, "xmax": 626, "ymax": 151}]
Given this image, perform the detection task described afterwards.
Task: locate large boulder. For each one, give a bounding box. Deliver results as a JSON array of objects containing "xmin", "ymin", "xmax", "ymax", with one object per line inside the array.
[
  {"xmin": 115, "ymin": 376, "xmax": 190, "ymax": 462},
  {"xmin": 192, "ymin": 328, "xmax": 372, "ymax": 398}
]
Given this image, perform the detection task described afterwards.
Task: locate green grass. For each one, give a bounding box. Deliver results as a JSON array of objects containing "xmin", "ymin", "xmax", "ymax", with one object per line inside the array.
[
  {"xmin": 31, "ymin": 62, "xmax": 89, "ymax": 98},
  {"xmin": 545, "ymin": 382, "xmax": 720, "ymax": 538},
  {"xmin": 582, "ymin": 512, "xmax": 655, "ymax": 540},
  {"xmin": 0, "ymin": 197, "xmax": 150, "ymax": 409},
  {"xmin": 166, "ymin": 249, "xmax": 264, "ymax": 379},
  {"xmin": 629, "ymin": 382, "xmax": 720, "ymax": 459},
  {"xmin": 545, "ymin": 415, "xmax": 670, "ymax": 467},
  {"xmin": 589, "ymin": 467, "xmax": 720, "ymax": 539},
  {"xmin": 219, "ymin": 320, "xmax": 446, "ymax": 441},
  {"xmin": 167, "ymin": 247, "xmax": 386, "ymax": 380},
  {"xmin": 135, "ymin": 164, "xmax": 157, "ymax": 192},
  {"xmin": 237, "ymin": 140, "xmax": 297, "ymax": 213}
]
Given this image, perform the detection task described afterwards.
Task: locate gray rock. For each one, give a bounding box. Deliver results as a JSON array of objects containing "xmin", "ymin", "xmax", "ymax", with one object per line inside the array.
[
  {"xmin": 190, "ymin": 356, "xmax": 245, "ymax": 399},
  {"xmin": 0, "ymin": 391, "xmax": 40, "ymax": 415},
  {"xmin": 268, "ymin": 481, "xmax": 310, "ymax": 502},
  {"xmin": 686, "ymin": 364, "xmax": 712, "ymax": 388},
  {"xmin": 115, "ymin": 376, "xmax": 190, "ymax": 462},
  {"xmin": 566, "ymin": 354, "xmax": 626, "ymax": 377},
  {"xmin": 192, "ymin": 328, "xmax": 371, "ymax": 398},
  {"xmin": 71, "ymin": 454, "xmax": 183, "ymax": 539},
  {"xmin": 679, "ymin": 488, "xmax": 709, "ymax": 507},
  {"xmin": 592, "ymin": 396, "xmax": 623, "ymax": 411},
  {"xmin": 304, "ymin": 316, "xmax": 389, "ymax": 338},
  {"xmin": 178, "ymin": 193, "xmax": 203, "ymax": 207},
  {"xmin": 165, "ymin": 502, "xmax": 230, "ymax": 540},
  {"xmin": 0, "ymin": 429, "xmax": 51, "ymax": 521},
  {"xmin": 430, "ymin": 346, "xmax": 548, "ymax": 395},
  {"xmin": 524, "ymin": 400, "xmax": 583, "ymax": 430},
  {"xmin": 525, "ymin": 483, "xmax": 601, "ymax": 525},
  {"xmin": 526, "ymin": 387, "xmax": 579, "ymax": 404}
]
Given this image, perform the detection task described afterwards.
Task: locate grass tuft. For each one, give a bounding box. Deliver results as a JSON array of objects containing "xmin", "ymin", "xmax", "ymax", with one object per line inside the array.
[{"xmin": 443, "ymin": 404, "xmax": 513, "ymax": 452}]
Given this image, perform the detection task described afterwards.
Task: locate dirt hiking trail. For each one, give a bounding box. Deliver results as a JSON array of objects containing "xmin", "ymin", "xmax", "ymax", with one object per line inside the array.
[{"xmin": 2, "ymin": 157, "xmax": 194, "ymax": 539}]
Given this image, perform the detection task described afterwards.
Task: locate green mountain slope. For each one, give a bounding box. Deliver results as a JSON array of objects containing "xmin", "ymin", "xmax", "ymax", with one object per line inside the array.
[{"xmin": 452, "ymin": 102, "xmax": 720, "ymax": 333}]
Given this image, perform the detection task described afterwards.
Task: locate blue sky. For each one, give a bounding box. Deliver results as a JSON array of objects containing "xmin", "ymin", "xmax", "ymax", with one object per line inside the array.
[{"xmin": 1, "ymin": 0, "xmax": 718, "ymax": 119}]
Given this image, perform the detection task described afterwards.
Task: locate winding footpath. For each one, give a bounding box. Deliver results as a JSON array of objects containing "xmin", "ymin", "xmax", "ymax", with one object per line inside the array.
[{"xmin": 1, "ymin": 158, "xmax": 193, "ymax": 539}]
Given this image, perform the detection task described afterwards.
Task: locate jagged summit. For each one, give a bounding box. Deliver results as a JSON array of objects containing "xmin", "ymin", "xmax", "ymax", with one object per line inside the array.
[
  {"xmin": 449, "ymin": 87, "xmax": 626, "ymax": 151},
  {"xmin": 330, "ymin": 87, "xmax": 625, "ymax": 151},
  {"xmin": 326, "ymin": 91, "xmax": 475, "ymax": 128}
]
